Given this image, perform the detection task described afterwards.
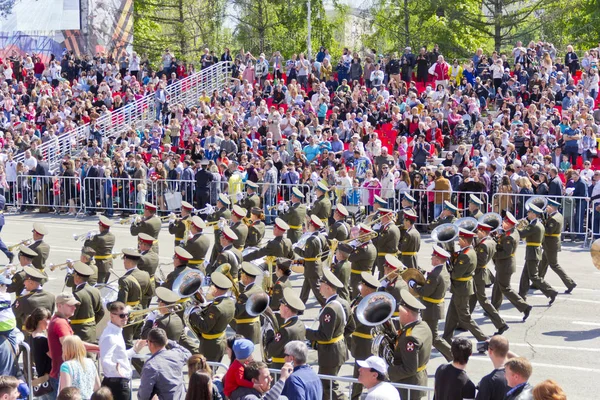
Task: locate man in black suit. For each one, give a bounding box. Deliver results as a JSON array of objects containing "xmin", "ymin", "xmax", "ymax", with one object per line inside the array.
[
  {"xmin": 195, "ymin": 159, "xmax": 213, "ymax": 211},
  {"xmin": 548, "ymin": 166, "xmax": 564, "ymax": 199},
  {"xmin": 85, "ymin": 156, "xmax": 101, "ymax": 216},
  {"xmin": 34, "ymin": 154, "xmax": 50, "ymax": 213}
]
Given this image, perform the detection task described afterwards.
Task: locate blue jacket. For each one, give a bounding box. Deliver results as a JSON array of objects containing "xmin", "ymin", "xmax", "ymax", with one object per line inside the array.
[{"xmin": 281, "ymin": 365, "xmax": 322, "ymax": 400}]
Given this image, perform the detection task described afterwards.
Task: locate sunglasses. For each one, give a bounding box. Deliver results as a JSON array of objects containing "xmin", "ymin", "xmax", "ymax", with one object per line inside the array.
[{"xmin": 112, "ymin": 313, "xmax": 129, "ymax": 319}]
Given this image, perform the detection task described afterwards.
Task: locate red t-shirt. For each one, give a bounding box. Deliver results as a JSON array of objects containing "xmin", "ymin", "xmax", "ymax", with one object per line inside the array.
[{"xmin": 47, "ymin": 314, "xmax": 73, "ymax": 379}]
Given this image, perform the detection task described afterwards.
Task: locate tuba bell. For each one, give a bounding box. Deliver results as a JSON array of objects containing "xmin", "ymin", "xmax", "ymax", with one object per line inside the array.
[
  {"xmin": 431, "ymin": 223, "xmax": 459, "ymax": 243},
  {"xmin": 356, "ymin": 291, "xmax": 398, "ymax": 365},
  {"xmin": 525, "ymin": 196, "xmax": 548, "ymax": 211},
  {"xmin": 402, "ymin": 268, "xmax": 426, "ymax": 297},
  {"xmin": 478, "ymin": 212, "xmax": 503, "ymax": 233},
  {"xmin": 454, "ymin": 217, "xmax": 479, "ymax": 233}
]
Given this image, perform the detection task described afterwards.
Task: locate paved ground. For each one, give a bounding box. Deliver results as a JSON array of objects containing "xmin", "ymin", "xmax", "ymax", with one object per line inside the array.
[{"xmin": 5, "ymin": 213, "xmax": 600, "ymax": 399}]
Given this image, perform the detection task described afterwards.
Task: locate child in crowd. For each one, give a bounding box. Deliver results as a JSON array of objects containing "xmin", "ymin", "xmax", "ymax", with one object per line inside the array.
[{"xmin": 223, "ymin": 338, "xmax": 258, "ymax": 398}]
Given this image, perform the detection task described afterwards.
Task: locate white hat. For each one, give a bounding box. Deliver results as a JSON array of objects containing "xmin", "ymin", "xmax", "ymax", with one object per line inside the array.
[{"xmin": 356, "ymin": 356, "xmax": 387, "ymax": 375}]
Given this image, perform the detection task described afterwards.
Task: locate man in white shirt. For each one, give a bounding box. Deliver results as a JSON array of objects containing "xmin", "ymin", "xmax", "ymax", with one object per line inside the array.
[
  {"xmin": 99, "ymin": 301, "xmax": 145, "ymax": 400},
  {"xmin": 357, "ymin": 356, "xmax": 400, "ymax": 400}
]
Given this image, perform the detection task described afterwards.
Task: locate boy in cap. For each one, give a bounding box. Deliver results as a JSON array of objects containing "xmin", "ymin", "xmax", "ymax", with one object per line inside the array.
[
  {"xmin": 223, "ymin": 338, "xmax": 256, "ymax": 398},
  {"xmin": 83, "ymin": 216, "xmax": 115, "ymax": 284},
  {"xmin": 278, "ymin": 187, "xmax": 307, "ymax": 243},
  {"xmin": 357, "ymin": 356, "xmax": 400, "ymax": 399},
  {"xmin": 266, "ymin": 288, "xmax": 306, "ymax": 369}
]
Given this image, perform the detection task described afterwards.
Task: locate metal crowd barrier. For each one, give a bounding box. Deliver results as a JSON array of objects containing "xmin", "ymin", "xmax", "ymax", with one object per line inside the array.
[
  {"xmin": 19, "ymin": 342, "xmax": 33, "ymax": 400},
  {"xmin": 5, "ymin": 175, "xmax": 84, "ymax": 215}
]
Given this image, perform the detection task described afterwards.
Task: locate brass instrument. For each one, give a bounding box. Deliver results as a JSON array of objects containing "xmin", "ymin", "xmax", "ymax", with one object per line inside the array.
[
  {"xmin": 268, "ymin": 201, "xmax": 290, "ymax": 211},
  {"xmin": 215, "ymin": 263, "xmax": 240, "ymax": 298},
  {"xmin": 478, "ymin": 212, "xmax": 503, "ymax": 233},
  {"xmin": 431, "ymin": 223, "xmax": 459, "ymax": 243},
  {"xmin": 516, "ymin": 218, "xmax": 530, "ymax": 230},
  {"xmin": 123, "ymin": 303, "xmax": 185, "ymax": 327},
  {"xmin": 49, "ymin": 260, "xmax": 73, "ymax": 272},
  {"xmin": 402, "ymin": 268, "xmax": 427, "ymax": 297},
  {"xmin": 355, "ymin": 291, "xmax": 398, "ymax": 365},
  {"xmin": 262, "ymin": 256, "xmax": 276, "ymax": 293},
  {"xmin": 243, "ymin": 216, "xmax": 252, "ymax": 226},
  {"xmin": 8, "ymin": 239, "xmax": 32, "ymax": 252},
  {"xmin": 454, "ymin": 217, "xmax": 478, "ymax": 233},
  {"xmin": 0, "ymin": 264, "xmax": 17, "ymax": 276},
  {"xmin": 591, "ymin": 239, "xmax": 600, "ymax": 270},
  {"xmin": 155, "ymin": 263, "xmax": 172, "ymax": 285},
  {"xmin": 73, "ymin": 230, "xmax": 99, "ymax": 241},
  {"xmin": 120, "ymin": 215, "xmax": 141, "ymax": 225},
  {"xmin": 160, "ymin": 215, "xmax": 177, "ymax": 222}
]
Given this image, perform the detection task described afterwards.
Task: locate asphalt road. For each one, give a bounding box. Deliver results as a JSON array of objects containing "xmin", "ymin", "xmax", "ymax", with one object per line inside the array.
[{"xmin": 5, "ymin": 213, "xmax": 599, "ymax": 399}]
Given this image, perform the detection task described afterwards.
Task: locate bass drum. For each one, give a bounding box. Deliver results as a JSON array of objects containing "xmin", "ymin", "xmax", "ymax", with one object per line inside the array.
[{"xmin": 94, "ymin": 283, "xmax": 119, "ymax": 339}]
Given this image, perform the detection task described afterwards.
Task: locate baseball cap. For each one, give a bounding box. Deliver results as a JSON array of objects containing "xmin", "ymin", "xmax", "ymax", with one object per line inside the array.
[
  {"xmin": 357, "ymin": 355, "xmax": 388, "ymax": 375},
  {"xmin": 56, "ymin": 292, "xmax": 81, "ymax": 306}
]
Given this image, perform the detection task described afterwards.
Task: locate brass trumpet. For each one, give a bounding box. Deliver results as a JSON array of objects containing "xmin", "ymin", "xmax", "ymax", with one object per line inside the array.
[
  {"xmin": 50, "ymin": 260, "xmax": 73, "ymax": 272},
  {"xmin": 0, "ymin": 264, "xmax": 17, "ymax": 276},
  {"xmin": 268, "ymin": 201, "xmax": 290, "ymax": 211},
  {"xmin": 123, "ymin": 303, "xmax": 184, "ymax": 328},
  {"xmin": 73, "ymin": 230, "xmax": 99, "ymax": 241},
  {"xmin": 8, "ymin": 239, "xmax": 32, "ymax": 252},
  {"xmin": 516, "ymin": 218, "xmax": 530, "ymax": 230},
  {"xmin": 120, "ymin": 215, "xmax": 141, "ymax": 225}
]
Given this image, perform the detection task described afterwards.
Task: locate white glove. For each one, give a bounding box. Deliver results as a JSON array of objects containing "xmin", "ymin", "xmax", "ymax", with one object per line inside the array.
[
  {"xmin": 373, "ymin": 223, "xmax": 381, "ymax": 231},
  {"xmin": 236, "ymin": 192, "xmax": 244, "ymax": 201},
  {"xmin": 205, "ymin": 203, "xmax": 216, "ymax": 214},
  {"xmin": 217, "ymin": 218, "xmax": 226, "ymax": 230},
  {"xmin": 146, "ymin": 310, "xmax": 159, "ymax": 322},
  {"xmin": 66, "ymin": 258, "xmax": 73, "ymax": 266},
  {"xmin": 283, "ymin": 203, "xmax": 290, "ymax": 212},
  {"xmin": 66, "ymin": 267, "xmax": 74, "ymax": 275},
  {"xmin": 277, "ymin": 202, "xmax": 285, "ymax": 212}
]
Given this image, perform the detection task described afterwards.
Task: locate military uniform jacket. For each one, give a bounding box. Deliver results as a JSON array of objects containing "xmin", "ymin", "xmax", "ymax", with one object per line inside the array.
[
  {"xmin": 518, "ymin": 220, "xmax": 545, "ymax": 261},
  {"xmin": 348, "ymin": 242, "xmax": 377, "ymax": 273},
  {"xmin": 374, "ymin": 222, "xmax": 400, "ymax": 256},
  {"xmin": 331, "ymin": 259, "xmax": 351, "ymax": 302},
  {"xmin": 451, "ymin": 247, "xmax": 477, "ymax": 296},
  {"xmin": 245, "ymin": 236, "xmax": 293, "ymax": 262},
  {"xmin": 83, "ymin": 231, "xmax": 116, "ymax": 259},
  {"xmin": 468, "ymin": 209, "xmax": 484, "ymax": 219},
  {"xmin": 306, "ymin": 295, "xmax": 347, "ymax": 368},
  {"xmin": 12, "ymin": 289, "xmax": 55, "ymax": 329},
  {"xmin": 139, "ymin": 250, "xmax": 159, "ymax": 278},
  {"xmin": 267, "ymin": 316, "xmax": 306, "ymax": 363},
  {"xmin": 388, "ymin": 320, "xmax": 432, "ymax": 389},
  {"xmin": 66, "ymin": 261, "xmax": 99, "ymax": 288},
  {"xmin": 130, "ymin": 268, "xmax": 153, "ymax": 305},
  {"xmin": 338, "ymin": 296, "xmax": 356, "ymax": 340},
  {"xmin": 350, "ymin": 296, "xmax": 374, "ymax": 360},
  {"xmin": 279, "ymin": 202, "xmax": 307, "ymax": 231},
  {"xmin": 396, "ymin": 206, "xmax": 417, "ymax": 228},
  {"xmin": 162, "ymin": 265, "xmax": 190, "ymax": 291},
  {"xmin": 184, "ymin": 233, "xmax": 211, "ymax": 264},
  {"xmin": 240, "ymin": 194, "xmax": 261, "ymax": 216},
  {"xmin": 309, "ymin": 195, "xmax": 332, "ymax": 226},
  {"xmin": 141, "ymin": 312, "xmax": 184, "ymax": 341},
  {"xmin": 400, "ymin": 226, "xmax": 421, "ymax": 269},
  {"xmin": 117, "ymin": 270, "xmax": 143, "ymax": 307},
  {"xmin": 475, "ymin": 238, "xmax": 496, "ymax": 268},
  {"xmin": 494, "ymin": 228, "xmax": 519, "ymax": 274},
  {"xmin": 246, "ymin": 221, "xmax": 265, "ymax": 248},
  {"xmin": 168, "ymin": 216, "xmax": 190, "ymax": 245},
  {"xmin": 293, "ymin": 233, "xmax": 323, "ymax": 278},
  {"xmin": 383, "ymin": 278, "xmax": 408, "ymax": 312},
  {"xmin": 8, "ymin": 268, "xmax": 48, "ymax": 297},
  {"xmin": 71, "ymin": 283, "xmax": 104, "ymax": 342},
  {"xmin": 328, "ymin": 220, "xmax": 350, "ymax": 242},
  {"xmin": 417, "ymin": 265, "xmax": 449, "ymax": 320},
  {"xmin": 234, "ymin": 282, "xmax": 263, "ymax": 343},
  {"xmin": 269, "ymin": 275, "xmax": 291, "ymax": 311},
  {"xmin": 543, "ymin": 212, "xmax": 563, "ymax": 252},
  {"xmin": 428, "ymin": 215, "xmax": 456, "ymax": 231},
  {"xmin": 131, "ymin": 215, "xmax": 161, "ymax": 253},
  {"xmin": 29, "ymin": 240, "xmax": 50, "ymax": 270},
  {"xmin": 188, "ymin": 295, "xmax": 235, "ymax": 339},
  {"xmin": 210, "ymin": 245, "xmax": 242, "ymax": 277},
  {"xmin": 208, "ymin": 207, "xmax": 232, "ymax": 239},
  {"xmin": 230, "ymin": 221, "xmax": 248, "ymax": 250}
]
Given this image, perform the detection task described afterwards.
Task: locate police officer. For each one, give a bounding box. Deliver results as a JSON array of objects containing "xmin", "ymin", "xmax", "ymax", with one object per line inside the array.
[
  {"xmin": 244, "ymin": 218, "xmax": 294, "ymax": 262},
  {"xmin": 183, "ymin": 216, "xmax": 210, "ymax": 269},
  {"xmin": 187, "ymin": 271, "xmax": 235, "ymax": 362},
  {"xmin": 348, "ymin": 224, "xmax": 377, "ymax": 299},
  {"xmin": 467, "ymin": 194, "xmax": 484, "ymax": 219},
  {"xmin": 230, "ymin": 205, "xmax": 249, "ymax": 250},
  {"xmin": 306, "ymin": 269, "xmax": 349, "ymax": 400},
  {"xmin": 118, "ymin": 249, "xmax": 145, "ymax": 348},
  {"xmin": 207, "ymin": 227, "xmax": 242, "ymax": 277},
  {"xmin": 328, "ymin": 204, "xmax": 350, "ymax": 242},
  {"xmin": 266, "ymin": 287, "xmax": 306, "ymax": 369},
  {"xmin": 137, "ymin": 233, "xmax": 158, "ymax": 308},
  {"xmin": 309, "ymin": 181, "xmax": 332, "ymax": 229},
  {"xmin": 141, "ymin": 287, "xmax": 184, "ymax": 341},
  {"xmin": 538, "ymin": 199, "xmax": 576, "ymax": 293},
  {"xmin": 8, "ymin": 245, "xmax": 43, "ymax": 296},
  {"xmin": 12, "ymin": 266, "xmax": 55, "ymax": 330},
  {"xmin": 396, "ymin": 193, "xmax": 417, "ymax": 228},
  {"xmin": 442, "ymin": 229, "xmax": 489, "ymax": 345},
  {"xmin": 245, "ymin": 207, "xmax": 266, "ymax": 248},
  {"xmin": 68, "ymin": 262, "xmax": 105, "ymax": 343},
  {"xmin": 208, "ymin": 193, "xmax": 232, "ymax": 263},
  {"xmin": 350, "ymin": 272, "xmax": 380, "ymax": 400},
  {"xmin": 232, "ymin": 262, "xmax": 264, "ymax": 344},
  {"xmin": 400, "ymin": 209, "xmax": 421, "ymax": 270},
  {"xmin": 130, "ymin": 202, "xmax": 162, "ymax": 254},
  {"xmin": 168, "ymin": 201, "xmax": 194, "ymax": 247},
  {"xmin": 269, "ymin": 258, "xmax": 293, "ymax": 313},
  {"xmin": 29, "ymin": 223, "xmax": 50, "ymax": 271},
  {"xmin": 472, "ymin": 223, "xmax": 509, "ymax": 335},
  {"xmin": 373, "ymin": 208, "xmax": 400, "ymax": 279},
  {"xmin": 428, "ymin": 201, "xmax": 459, "ymax": 253},
  {"xmin": 65, "ymin": 247, "xmax": 100, "ymax": 288},
  {"xmin": 84, "ymin": 216, "xmax": 116, "ymax": 284},
  {"xmin": 409, "ymin": 245, "xmax": 452, "ymax": 362},
  {"xmin": 331, "ymin": 243, "xmax": 352, "ymax": 302},
  {"xmin": 195, "ymin": 159, "xmax": 213, "ymax": 210},
  {"xmin": 296, "ymin": 215, "xmax": 327, "ymax": 306},
  {"xmin": 518, "ymin": 204, "xmax": 558, "ymax": 304},
  {"xmin": 389, "ymin": 289, "xmax": 432, "ymax": 400},
  {"xmin": 162, "ymin": 247, "xmax": 194, "ymax": 290},
  {"xmin": 240, "ymin": 181, "xmax": 261, "ymax": 217},
  {"xmin": 492, "ymin": 212, "xmax": 532, "ymax": 321},
  {"xmin": 278, "ymin": 187, "xmax": 307, "ymax": 243}
]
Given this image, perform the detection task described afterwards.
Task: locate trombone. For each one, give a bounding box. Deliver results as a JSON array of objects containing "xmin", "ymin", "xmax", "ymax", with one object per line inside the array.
[
  {"xmin": 8, "ymin": 239, "xmax": 32, "ymax": 252},
  {"xmin": 123, "ymin": 303, "xmax": 185, "ymax": 327}
]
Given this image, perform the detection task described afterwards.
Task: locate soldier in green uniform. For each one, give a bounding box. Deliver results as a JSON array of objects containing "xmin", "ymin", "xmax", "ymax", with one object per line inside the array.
[
  {"xmin": 118, "ymin": 249, "xmax": 144, "ymax": 348},
  {"xmin": 373, "ymin": 208, "xmax": 400, "ymax": 279},
  {"xmin": 29, "ymin": 223, "xmax": 50, "ymax": 271},
  {"xmin": 518, "ymin": 204, "xmax": 558, "ymax": 304},
  {"xmin": 68, "ymin": 247, "xmax": 99, "ymax": 286},
  {"xmin": 428, "ymin": 201, "xmax": 459, "ymax": 253},
  {"xmin": 84, "ymin": 216, "xmax": 116, "ymax": 284},
  {"xmin": 141, "ymin": 287, "xmax": 184, "ymax": 341},
  {"xmin": 365, "ymin": 195, "xmax": 387, "ymax": 226},
  {"xmin": 207, "ymin": 227, "xmax": 242, "ymax": 277},
  {"xmin": 183, "ymin": 216, "xmax": 210, "ymax": 270},
  {"xmin": 230, "ymin": 205, "xmax": 249, "ymax": 250},
  {"xmin": 381, "ymin": 255, "xmax": 408, "ymax": 319},
  {"xmin": 246, "ymin": 208, "xmax": 266, "ymax": 248},
  {"xmin": 400, "ymin": 209, "xmax": 421, "ymax": 270},
  {"xmin": 538, "ymin": 199, "xmax": 576, "ymax": 293},
  {"xmin": 278, "ymin": 187, "xmax": 307, "ymax": 243},
  {"xmin": 266, "ymin": 287, "xmax": 306, "ymax": 369},
  {"xmin": 11, "ymin": 267, "xmax": 55, "ymax": 331},
  {"xmin": 328, "ymin": 204, "xmax": 350, "ymax": 242},
  {"xmin": 130, "ymin": 202, "xmax": 162, "ymax": 254},
  {"xmin": 244, "ymin": 218, "xmax": 294, "ymax": 262},
  {"xmin": 269, "ymin": 258, "xmax": 293, "ymax": 313},
  {"xmin": 491, "ymin": 212, "xmax": 532, "ymax": 321},
  {"xmin": 471, "ymin": 223, "xmax": 509, "ymax": 335},
  {"xmin": 137, "ymin": 233, "xmax": 159, "ymax": 308},
  {"xmin": 232, "ymin": 263, "xmax": 264, "ymax": 344},
  {"xmin": 68, "ymin": 262, "xmax": 105, "ymax": 343},
  {"xmin": 161, "ymin": 247, "xmax": 194, "ymax": 290},
  {"xmin": 208, "ymin": 193, "xmax": 232, "ymax": 264},
  {"xmin": 8, "ymin": 245, "xmax": 43, "ymax": 297},
  {"xmin": 309, "ymin": 181, "xmax": 332, "ymax": 229},
  {"xmin": 306, "ymin": 269, "xmax": 349, "ymax": 400},
  {"xmin": 442, "ymin": 229, "xmax": 489, "ymax": 345},
  {"xmin": 331, "ymin": 243, "xmax": 352, "ymax": 302},
  {"xmin": 349, "ymin": 272, "xmax": 380, "ymax": 400},
  {"xmin": 467, "ymin": 194, "xmax": 484, "ymax": 219},
  {"xmin": 188, "ymin": 271, "xmax": 236, "ymax": 362},
  {"xmin": 396, "ymin": 193, "xmax": 417, "ymax": 229},
  {"xmin": 168, "ymin": 201, "xmax": 194, "ymax": 247},
  {"xmin": 296, "ymin": 215, "xmax": 327, "ymax": 306},
  {"xmin": 409, "ymin": 245, "xmax": 452, "ymax": 362},
  {"xmin": 239, "ymin": 181, "xmax": 261, "ymax": 217},
  {"xmin": 348, "ymin": 224, "xmax": 377, "ymax": 299},
  {"xmin": 389, "ymin": 289, "xmax": 433, "ymax": 400}
]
